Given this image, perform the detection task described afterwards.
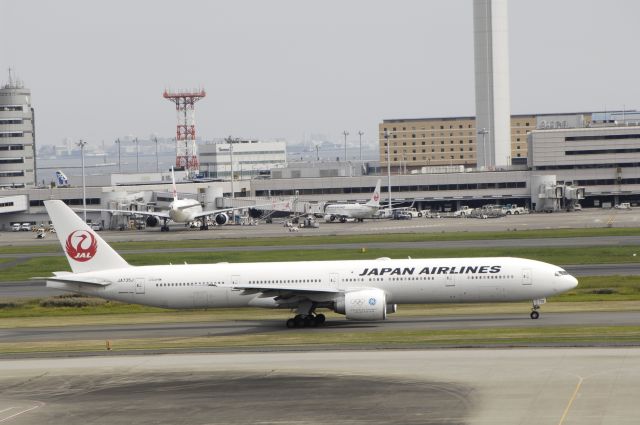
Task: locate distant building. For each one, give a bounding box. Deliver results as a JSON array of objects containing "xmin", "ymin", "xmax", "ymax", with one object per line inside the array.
[
  {"xmin": 199, "ymin": 139, "xmax": 287, "ymax": 179},
  {"xmin": 378, "ymin": 112, "xmax": 605, "ymax": 171},
  {"xmin": 0, "ymin": 72, "xmax": 36, "ymax": 188}
]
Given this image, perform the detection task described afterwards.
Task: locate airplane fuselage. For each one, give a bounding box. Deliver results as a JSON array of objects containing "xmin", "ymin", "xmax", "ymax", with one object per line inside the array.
[
  {"xmin": 168, "ymin": 199, "xmax": 203, "ymax": 223},
  {"xmin": 47, "ymin": 257, "xmax": 577, "ymax": 310}
]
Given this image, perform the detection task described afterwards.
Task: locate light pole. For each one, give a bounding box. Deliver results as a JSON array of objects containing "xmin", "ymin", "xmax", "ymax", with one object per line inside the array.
[
  {"xmin": 384, "ymin": 130, "xmax": 392, "ymax": 213},
  {"xmin": 134, "ymin": 137, "xmax": 139, "ymax": 173},
  {"xmin": 115, "ymin": 138, "xmax": 121, "ymax": 172},
  {"xmin": 153, "ymin": 136, "xmax": 159, "ymax": 172},
  {"xmin": 77, "ymin": 139, "xmax": 88, "ymax": 222},
  {"xmin": 478, "ymin": 128, "xmax": 489, "ymax": 169},
  {"xmin": 342, "ymin": 130, "xmax": 349, "ymax": 161},
  {"xmin": 358, "ymin": 130, "xmax": 364, "ymax": 161}
]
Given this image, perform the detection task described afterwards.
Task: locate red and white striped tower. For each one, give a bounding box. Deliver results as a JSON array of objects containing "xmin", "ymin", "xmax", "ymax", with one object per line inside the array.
[{"xmin": 163, "ymin": 88, "xmax": 206, "ymax": 176}]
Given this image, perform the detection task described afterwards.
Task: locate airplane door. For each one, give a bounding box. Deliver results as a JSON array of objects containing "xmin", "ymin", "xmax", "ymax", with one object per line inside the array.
[
  {"xmin": 231, "ymin": 275, "xmax": 241, "ymax": 286},
  {"xmin": 135, "ymin": 277, "xmax": 145, "ymax": 294},
  {"xmin": 329, "ymin": 273, "xmax": 339, "ymax": 287},
  {"xmin": 521, "ymin": 269, "xmax": 532, "ymax": 285}
]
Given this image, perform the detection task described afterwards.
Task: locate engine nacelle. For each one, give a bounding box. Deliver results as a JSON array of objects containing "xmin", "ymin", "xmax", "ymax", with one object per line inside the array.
[
  {"xmin": 334, "ymin": 289, "xmax": 388, "ymax": 321},
  {"xmin": 145, "ymin": 216, "xmax": 159, "ymax": 227},
  {"xmin": 214, "ymin": 213, "xmax": 229, "ymax": 225},
  {"xmin": 324, "ymin": 214, "xmax": 336, "ymax": 222}
]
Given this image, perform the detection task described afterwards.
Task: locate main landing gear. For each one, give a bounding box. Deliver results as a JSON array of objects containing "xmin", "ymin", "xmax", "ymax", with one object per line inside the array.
[
  {"xmin": 286, "ymin": 313, "xmax": 326, "ymax": 328},
  {"xmin": 530, "ymin": 298, "xmax": 546, "ymax": 319},
  {"xmin": 160, "ymin": 218, "xmax": 170, "ymax": 232},
  {"xmin": 286, "ymin": 301, "xmax": 326, "ymax": 328}
]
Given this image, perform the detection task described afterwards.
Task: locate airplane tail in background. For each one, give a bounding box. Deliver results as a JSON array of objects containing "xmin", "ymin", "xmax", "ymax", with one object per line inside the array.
[
  {"xmin": 44, "ymin": 200, "xmax": 131, "ymax": 273},
  {"xmin": 171, "ymin": 166, "xmax": 178, "ymax": 202},
  {"xmin": 365, "ymin": 179, "xmax": 382, "ymax": 207}
]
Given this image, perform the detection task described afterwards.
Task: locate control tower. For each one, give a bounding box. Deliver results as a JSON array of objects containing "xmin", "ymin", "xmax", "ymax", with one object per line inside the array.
[{"xmin": 473, "ymin": 0, "xmax": 511, "ymax": 168}]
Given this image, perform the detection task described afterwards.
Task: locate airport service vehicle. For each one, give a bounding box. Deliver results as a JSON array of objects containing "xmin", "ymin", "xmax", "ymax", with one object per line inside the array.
[
  {"xmin": 11, "ymin": 223, "xmax": 21, "ymax": 231},
  {"xmin": 42, "ymin": 200, "xmax": 578, "ymax": 328},
  {"xmin": 324, "ymin": 180, "xmax": 381, "ymax": 223},
  {"xmin": 454, "ymin": 206, "xmax": 474, "ymax": 217},
  {"xmin": 20, "ymin": 223, "xmax": 32, "ymax": 231},
  {"xmin": 504, "ymin": 205, "xmax": 528, "ymax": 215},
  {"xmin": 615, "ymin": 203, "xmax": 632, "ymax": 210},
  {"xmin": 82, "ymin": 167, "xmax": 234, "ymax": 231}
]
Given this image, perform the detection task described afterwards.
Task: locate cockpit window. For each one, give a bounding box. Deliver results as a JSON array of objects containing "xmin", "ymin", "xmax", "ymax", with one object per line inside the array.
[{"xmin": 555, "ymin": 270, "xmax": 569, "ymax": 276}]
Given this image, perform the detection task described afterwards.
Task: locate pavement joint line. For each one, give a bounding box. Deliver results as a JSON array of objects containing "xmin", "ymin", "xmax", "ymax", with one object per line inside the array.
[
  {"xmin": 557, "ymin": 375, "xmax": 584, "ymax": 425},
  {"xmin": 0, "ymin": 403, "xmax": 43, "ymax": 423}
]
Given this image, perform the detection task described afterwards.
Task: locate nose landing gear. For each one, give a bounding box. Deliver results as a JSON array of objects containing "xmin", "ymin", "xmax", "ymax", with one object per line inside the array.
[{"xmin": 530, "ymin": 298, "xmax": 546, "ymax": 319}]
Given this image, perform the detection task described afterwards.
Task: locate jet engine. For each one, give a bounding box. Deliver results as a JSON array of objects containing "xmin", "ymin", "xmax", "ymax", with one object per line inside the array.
[
  {"xmin": 145, "ymin": 216, "xmax": 159, "ymax": 227},
  {"xmin": 324, "ymin": 214, "xmax": 336, "ymax": 222},
  {"xmin": 333, "ymin": 289, "xmax": 392, "ymax": 321},
  {"xmin": 214, "ymin": 213, "xmax": 229, "ymax": 225}
]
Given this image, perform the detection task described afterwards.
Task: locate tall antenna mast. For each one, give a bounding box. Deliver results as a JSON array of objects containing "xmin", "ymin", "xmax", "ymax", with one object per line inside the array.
[{"xmin": 163, "ymin": 88, "xmax": 206, "ymax": 178}]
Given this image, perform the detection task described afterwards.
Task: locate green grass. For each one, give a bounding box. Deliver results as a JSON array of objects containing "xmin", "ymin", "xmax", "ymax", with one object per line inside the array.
[
  {"xmin": 555, "ymin": 275, "xmax": 640, "ymax": 301},
  {"xmin": 3, "ymin": 226, "xmax": 640, "ymax": 255},
  {"xmin": 3, "ymin": 245, "xmax": 640, "ymax": 282},
  {"xmin": 2, "ymin": 325, "xmax": 640, "ymax": 354}
]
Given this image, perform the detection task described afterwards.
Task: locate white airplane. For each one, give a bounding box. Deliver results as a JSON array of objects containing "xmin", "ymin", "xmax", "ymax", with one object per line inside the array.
[
  {"xmin": 324, "ymin": 179, "xmax": 383, "ymax": 222},
  {"xmin": 84, "ymin": 168, "xmax": 234, "ymax": 231},
  {"xmin": 42, "ymin": 200, "xmax": 578, "ymax": 328}
]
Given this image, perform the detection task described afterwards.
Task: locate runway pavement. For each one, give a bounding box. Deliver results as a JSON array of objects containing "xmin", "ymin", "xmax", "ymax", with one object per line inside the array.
[
  {"xmin": 2, "ymin": 311, "xmax": 639, "ymax": 343},
  {"xmin": 0, "ymin": 348, "xmax": 638, "ymax": 424}
]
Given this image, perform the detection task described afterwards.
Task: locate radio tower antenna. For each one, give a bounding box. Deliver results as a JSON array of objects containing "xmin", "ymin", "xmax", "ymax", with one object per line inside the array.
[{"xmin": 163, "ymin": 88, "xmax": 206, "ymax": 177}]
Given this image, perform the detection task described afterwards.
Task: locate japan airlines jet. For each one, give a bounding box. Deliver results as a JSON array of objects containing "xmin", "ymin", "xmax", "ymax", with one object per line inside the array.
[
  {"xmin": 43, "ymin": 200, "xmax": 578, "ymax": 328},
  {"xmin": 84, "ymin": 168, "xmax": 234, "ymax": 231},
  {"xmin": 324, "ymin": 179, "xmax": 383, "ymax": 222}
]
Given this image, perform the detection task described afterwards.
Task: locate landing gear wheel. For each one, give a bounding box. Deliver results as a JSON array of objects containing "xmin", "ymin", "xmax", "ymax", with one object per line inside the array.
[
  {"xmin": 315, "ymin": 313, "xmax": 326, "ymax": 325},
  {"xmin": 286, "ymin": 318, "xmax": 296, "ymax": 328},
  {"xmin": 530, "ymin": 310, "xmax": 540, "ymax": 320},
  {"xmin": 293, "ymin": 315, "xmax": 304, "ymax": 328}
]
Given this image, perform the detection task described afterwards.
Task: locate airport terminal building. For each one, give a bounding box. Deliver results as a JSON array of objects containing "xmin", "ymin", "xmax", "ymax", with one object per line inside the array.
[{"xmin": 2, "ymin": 111, "xmax": 640, "ymax": 229}]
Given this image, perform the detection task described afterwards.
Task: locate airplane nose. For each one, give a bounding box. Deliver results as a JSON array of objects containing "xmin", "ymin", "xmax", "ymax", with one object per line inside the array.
[{"xmin": 567, "ymin": 275, "xmax": 579, "ymax": 290}]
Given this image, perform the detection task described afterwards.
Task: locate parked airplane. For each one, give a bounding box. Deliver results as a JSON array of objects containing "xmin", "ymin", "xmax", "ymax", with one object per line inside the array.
[
  {"xmin": 83, "ymin": 168, "xmax": 234, "ymax": 231},
  {"xmin": 324, "ymin": 179, "xmax": 383, "ymax": 222},
  {"xmin": 43, "ymin": 200, "xmax": 578, "ymax": 328}
]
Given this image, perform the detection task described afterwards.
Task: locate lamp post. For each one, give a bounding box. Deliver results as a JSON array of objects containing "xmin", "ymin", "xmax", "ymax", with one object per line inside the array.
[
  {"xmin": 384, "ymin": 130, "xmax": 392, "ymax": 212},
  {"xmin": 478, "ymin": 128, "xmax": 489, "ymax": 169},
  {"xmin": 134, "ymin": 137, "xmax": 140, "ymax": 173},
  {"xmin": 115, "ymin": 138, "xmax": 121, "ymax": 173},
  {"xmin": 77, "ymin": 139, "xmax": 87, "ymax": 222},
  {"xmin": 358, "ymin": 130, "xmax": 364, "ymax": 161},
  {"xmin": 153, "ymin": 136, "xmax": 159, "ymax": 172},
  {"xmin": 342, "ymin": 130, "xmax": 349, "ymax": 161}
]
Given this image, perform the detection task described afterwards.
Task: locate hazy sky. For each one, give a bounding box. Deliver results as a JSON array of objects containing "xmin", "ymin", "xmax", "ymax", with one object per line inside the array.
[{"xmin": 3, "ymin": 0, "xmax": 639, "ymax": 147}]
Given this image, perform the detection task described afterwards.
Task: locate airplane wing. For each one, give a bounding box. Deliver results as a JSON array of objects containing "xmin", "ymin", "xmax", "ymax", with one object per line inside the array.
[
  {"xmin": 75, "ymin": 208, "xmax": 171, "ymax": 219},
  {"xmin": 191, "ymin": 207, "xmax": 235, "ymax": 219}
]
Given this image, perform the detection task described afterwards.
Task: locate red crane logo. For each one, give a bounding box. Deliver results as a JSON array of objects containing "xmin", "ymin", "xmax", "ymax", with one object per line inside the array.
[
  {"xmin": 373, "ymin": 193, "xmax": 379, "ymax": 202},
  {"xmin": 65, "ymin": 230, "xmax": 98, "ymax": 262}
]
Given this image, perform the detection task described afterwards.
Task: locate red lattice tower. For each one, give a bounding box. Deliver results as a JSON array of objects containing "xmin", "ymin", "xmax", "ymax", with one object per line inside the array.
[{"xmin": 163, "ymin": 88, "xmax": 206, "ymax": 174}]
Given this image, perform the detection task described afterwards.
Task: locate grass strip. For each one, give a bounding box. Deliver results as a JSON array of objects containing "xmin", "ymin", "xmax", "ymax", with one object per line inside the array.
[
  {"xmin": 3, "ymin": 226, "xmax": 640, "ymax": 255},
  {"xmin": 1, "ymin": 326, "xmax": 639, "ymax": 354}
]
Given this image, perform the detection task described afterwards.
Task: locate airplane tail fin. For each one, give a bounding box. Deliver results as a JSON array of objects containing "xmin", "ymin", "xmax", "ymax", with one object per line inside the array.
[
  {"xmin": 365, "ymin": 179, "xmax": 382, "ymax": 207},
  {"xmin": 171, "ymin": 166, "xmax": 178, "ymax": 202},
  {"xmin": 44, "ymin": 200, "xmax": 131, "ymax": 273}
]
